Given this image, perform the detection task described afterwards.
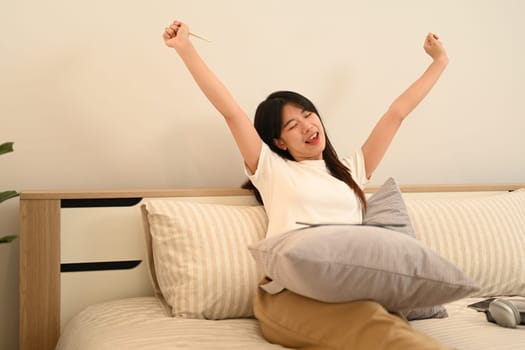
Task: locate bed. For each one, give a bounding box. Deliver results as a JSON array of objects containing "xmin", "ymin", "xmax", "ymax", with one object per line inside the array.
[{"xmin": 18, "ymin": 184, "xmax": 525, "ymax": 350}]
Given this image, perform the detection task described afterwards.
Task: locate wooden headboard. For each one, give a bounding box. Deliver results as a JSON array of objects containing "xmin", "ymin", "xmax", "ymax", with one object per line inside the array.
[{"xmin": 18, "ymin": 184, "xmax": 525, "ymax": 350}]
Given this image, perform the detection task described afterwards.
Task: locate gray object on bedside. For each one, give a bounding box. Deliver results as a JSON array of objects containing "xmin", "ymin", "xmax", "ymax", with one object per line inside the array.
[{"xmin": 488, "ymin": 299, "xmax": 525, "ymax": 328}]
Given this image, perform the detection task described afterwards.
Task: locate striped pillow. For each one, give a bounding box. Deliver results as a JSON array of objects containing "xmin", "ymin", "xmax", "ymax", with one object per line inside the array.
[
  {"xmin": 142, "ymin": 200, "xmax": 267, "ymax": 319},
  {"xmin": 405, "ymin": 189, "xmax": 525, "ymax": 297}
]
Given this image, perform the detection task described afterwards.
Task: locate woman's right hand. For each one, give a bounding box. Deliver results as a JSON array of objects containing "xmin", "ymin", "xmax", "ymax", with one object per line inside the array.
[
  {"xmin": 160, "ymin": 19, "xmax": 261, "ymax": 173},
  {"xmin": 163, "ymin": 20, "xmax": 190, "ymax": 49}
]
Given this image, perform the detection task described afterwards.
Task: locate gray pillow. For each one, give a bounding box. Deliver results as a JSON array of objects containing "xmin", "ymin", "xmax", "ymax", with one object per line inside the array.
[
  {"xmin": 363, "ymin": 177, "xmax": 415, "ymax": 236},
  {"xmin": 248, "ymin": 224, "xmax": 480, "ymax": 312},
  {"xmin": 364, "ymin": 177, "xmax": 448, "ymax": 320}
]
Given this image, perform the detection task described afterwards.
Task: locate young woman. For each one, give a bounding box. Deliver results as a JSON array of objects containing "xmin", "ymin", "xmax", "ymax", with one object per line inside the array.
[{"xmin": 163, "ymin": 20, "xmax": 450, "ymax": 350}]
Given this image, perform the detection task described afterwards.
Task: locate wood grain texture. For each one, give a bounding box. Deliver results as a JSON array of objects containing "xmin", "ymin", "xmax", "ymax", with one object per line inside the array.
[
  {"xmin": 19, "ymin": 199, "xmax": 61, "ymax": 350},
  {"xmin": 18, "ymin": 183, "xmax": 525, "ymax": 199}
]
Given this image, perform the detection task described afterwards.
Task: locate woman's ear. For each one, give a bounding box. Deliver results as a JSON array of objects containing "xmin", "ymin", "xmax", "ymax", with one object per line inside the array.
[{"xmin": 273, "ymin": 138, "xmax": 287, "ymax": 150}]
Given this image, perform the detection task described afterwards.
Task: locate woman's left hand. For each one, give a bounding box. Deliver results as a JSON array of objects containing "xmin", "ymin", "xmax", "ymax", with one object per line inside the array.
[{"xmin": 424, "ymin": 32, "xmax": 448, "ymax": 63}]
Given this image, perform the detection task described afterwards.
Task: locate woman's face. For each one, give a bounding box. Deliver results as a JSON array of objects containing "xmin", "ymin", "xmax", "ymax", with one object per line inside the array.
[{"xmin": 273, "ymin": 103, "xmax": 326, "ymax": 161}]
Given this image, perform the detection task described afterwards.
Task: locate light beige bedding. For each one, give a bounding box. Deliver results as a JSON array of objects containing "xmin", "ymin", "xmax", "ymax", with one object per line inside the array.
[
  {"xmin": 56, "ymin": 297, "xmax": 287, "ymax": 350},
  {"xmin": 56, "ymin": 297, "xmax": 524, "ymax": 350},
  {"xmin": 411, "ymin": 297, "xmax": 525, "ymax": 349}
]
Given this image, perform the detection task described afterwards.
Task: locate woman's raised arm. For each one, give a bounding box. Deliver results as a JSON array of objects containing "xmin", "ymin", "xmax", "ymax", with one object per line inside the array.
[
  {"xmin": 163, "ymin": 21, "xmax": 261, "ymax": 173},
  {"xmin": 361, "ymin": 32, "xmax": 449, "ymax": 179}
]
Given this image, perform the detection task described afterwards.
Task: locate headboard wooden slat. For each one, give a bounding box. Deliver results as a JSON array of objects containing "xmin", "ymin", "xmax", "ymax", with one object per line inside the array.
[
  {"xmin": 19, "ymin": 199, "xmax": 61, "ymax": 350},
  {"xmin": 18, "ymin": 183, "xmax": 525, "ymax": 200}
]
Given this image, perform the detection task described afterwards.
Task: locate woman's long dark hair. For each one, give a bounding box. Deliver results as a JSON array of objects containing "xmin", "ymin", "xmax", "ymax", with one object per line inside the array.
[{"xmin": 242, "ymin": 91, "xmax": 367, "ymax": 210}]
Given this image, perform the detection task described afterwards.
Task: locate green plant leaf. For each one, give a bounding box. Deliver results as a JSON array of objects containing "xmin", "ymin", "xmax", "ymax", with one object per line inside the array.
[
  {"xmin": 1, "ymin": 143, "xmax": 18, "ymax": 243},
  {"xmin": 0, "ymin": 235, "xmax": 17, "ymax": 244},
  {"xmin": 0, "ymin": 190, "xmax": 19, "ymax": 204},
  {"xmin": 0, "ymin": 142, "xmax": 14, "ymax": 156}
]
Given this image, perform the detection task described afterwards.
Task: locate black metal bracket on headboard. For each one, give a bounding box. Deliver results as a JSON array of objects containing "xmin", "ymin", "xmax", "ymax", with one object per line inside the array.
[
  {"xmin": 61, "ymin": 198, "xmax": 143, "ymax": 208},
  {"xmin": 59, "ymin": 197, "xmax": 144, "ymax": 272},
  {"xmin": 61, "ymin": 260, "xmax": 142, "ymax": 272}
]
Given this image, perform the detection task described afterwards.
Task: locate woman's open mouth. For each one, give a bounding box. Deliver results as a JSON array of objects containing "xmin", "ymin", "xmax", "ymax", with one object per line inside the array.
[{"xmin": 305, "ymin": 132, "xmax": 320, "ymax": 145}]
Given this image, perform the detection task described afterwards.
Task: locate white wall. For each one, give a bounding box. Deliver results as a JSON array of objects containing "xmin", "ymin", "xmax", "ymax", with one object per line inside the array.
[{"xmin": 1, "ymin": 1, "xmax": 524, "ymax": 348}]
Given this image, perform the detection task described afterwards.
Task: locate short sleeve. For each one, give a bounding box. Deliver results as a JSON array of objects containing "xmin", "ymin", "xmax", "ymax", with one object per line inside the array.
[
  {"xmin": 244, "ymin": 143, "xmax": 267, "ymax": 178},
  {"xmin": 341, "ymin": 149, "xmax": 369, "ymax": 189},
  {"xmin": 243, "ymin": 143, "xmax": 275, "ymax": 193}
]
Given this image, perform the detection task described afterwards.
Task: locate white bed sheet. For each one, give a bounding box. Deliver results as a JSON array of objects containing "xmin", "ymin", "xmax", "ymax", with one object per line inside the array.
[
  {"xmin": 56, "ymin": 297, "xmax": 525, "ymax": 350},
  {"xmin": 56, "ymin": 297, "xmax": 288, "ymax": 350}
]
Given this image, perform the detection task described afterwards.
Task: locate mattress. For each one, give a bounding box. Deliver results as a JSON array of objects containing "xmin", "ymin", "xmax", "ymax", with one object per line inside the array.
[
  {"xmin": 56, "ymin": 297, "xmax": 287, "ymax": 350},
  {"xmin": 56, "ymin": 297, "xmax": 524, "ymax": 350}
]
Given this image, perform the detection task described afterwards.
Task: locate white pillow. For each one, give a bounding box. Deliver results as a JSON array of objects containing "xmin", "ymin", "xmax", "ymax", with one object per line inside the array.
[
  {"xmin": 406, "ymin": 189, "xmax": 525, "ymax": 296},
  {"xmin": 142, "ymin": 200, "xmax": 267, "ymax": 319},
  {"xmin": 249, "ymin": 224, "xmax": 479, "ymax": 311}
]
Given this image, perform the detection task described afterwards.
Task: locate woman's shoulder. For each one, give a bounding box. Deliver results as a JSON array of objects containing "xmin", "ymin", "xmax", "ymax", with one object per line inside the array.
[{"xmin": 341, "ymin": 148, "xmax": 369, "ymax": 188}]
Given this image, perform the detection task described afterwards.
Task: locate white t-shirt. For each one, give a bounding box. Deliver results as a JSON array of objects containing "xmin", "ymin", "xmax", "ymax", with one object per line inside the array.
[{"xmin": 245, "ymin": 143, "xmax": 369, "ymax": 237}]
